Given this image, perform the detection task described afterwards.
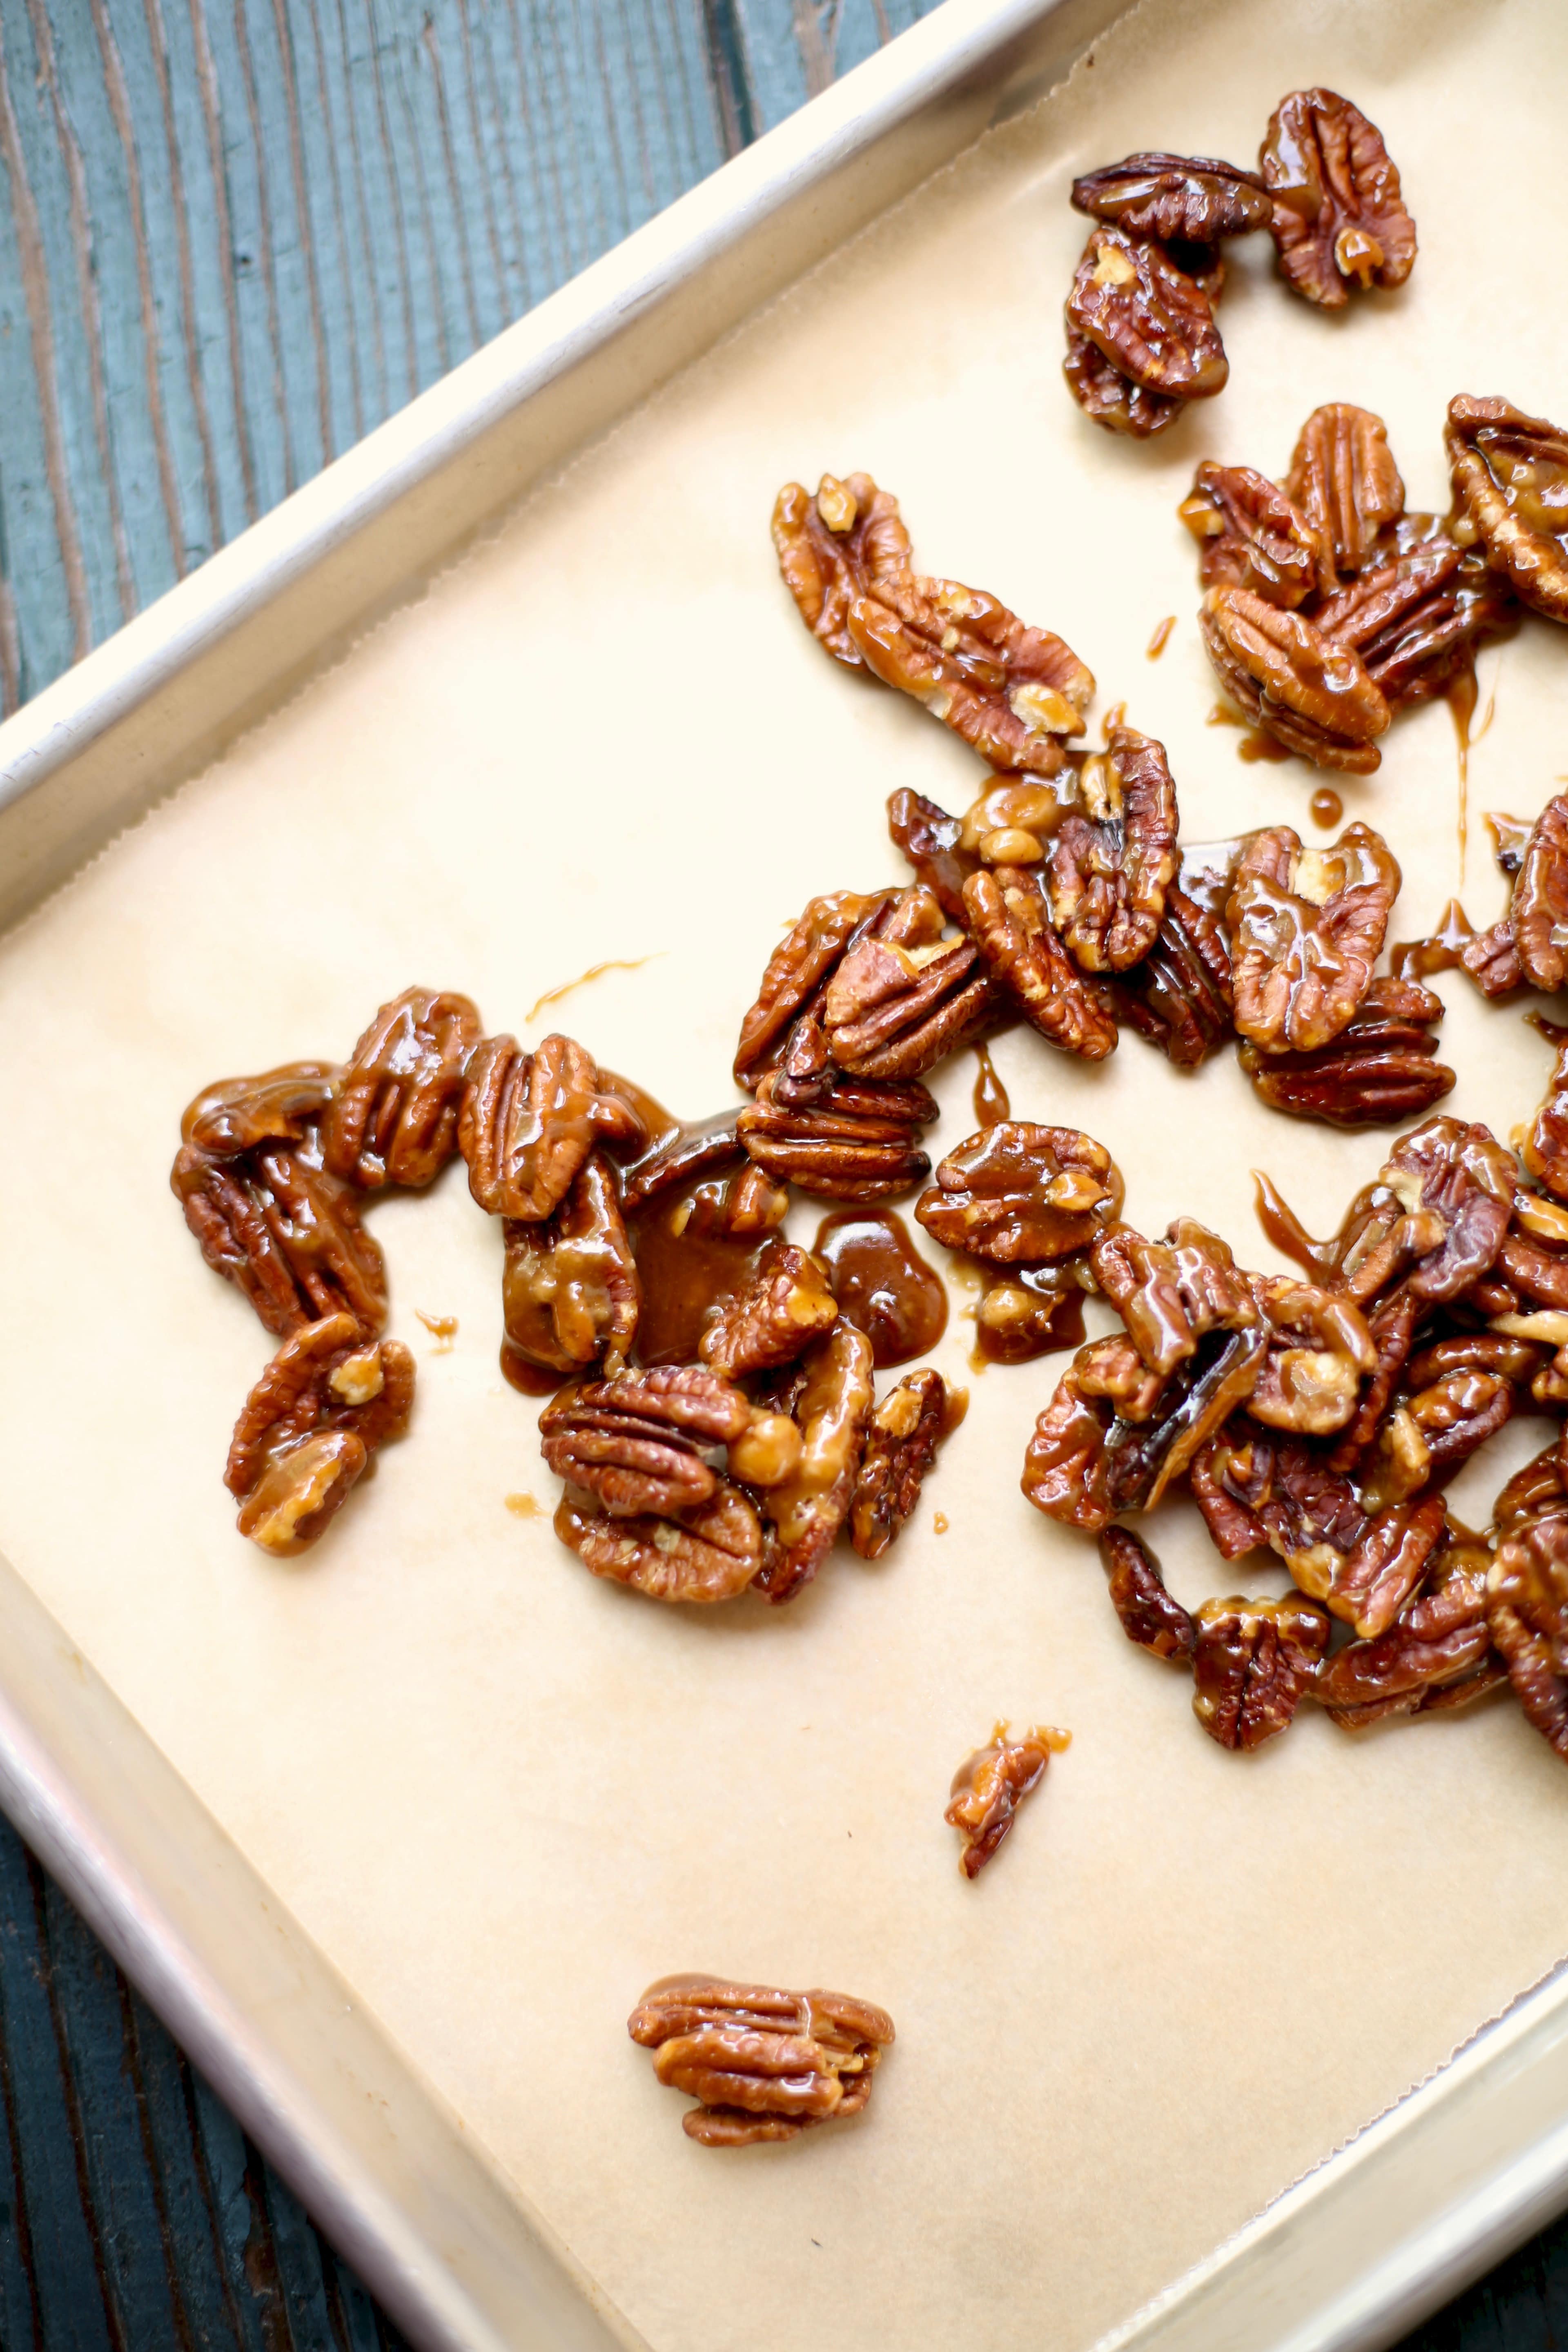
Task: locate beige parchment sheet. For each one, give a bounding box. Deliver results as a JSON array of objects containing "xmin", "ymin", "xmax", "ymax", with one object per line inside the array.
[{"xmin": 3, "ymin": 0, "xmax": 1568, "ymax": 2343}]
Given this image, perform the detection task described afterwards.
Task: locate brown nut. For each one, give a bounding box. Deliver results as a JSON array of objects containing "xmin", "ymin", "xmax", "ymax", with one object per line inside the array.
[
  {"xmin": 752, "ymin": 1324, "xmax": 875, "ymax": 1605},
  {"xmin": 1237, "ymin": 976, "xmax": 1454, "ymax": 1128},
  {"xmin": 1261, "ymin": 90, "xmax": 1416, "ymax": 311},
  {"xmin": 822, "ymin": 920, "xmax": 997, "ymax": 1083},
  {"xmin": 554, "ymin": 1480, "xmax": 763, "ymax": 1604},
  {"xmin": 541, "ymin": 1365, "xmax": 753, "ymax": 1518},
  {"xmin": 501, "ymin": 1150, "xmax": 641, "ymax": 1380},
  {"xmin": 1227, "ymin": 823, "xmax": 1399, "ymax": 1054},
  {"xmin": 737, "ymin": 1070, "xmax": 936, "ymax": 1203},
  {"xmin": 181, "ymin": 1061, "xmax": 340, "ymax": 1156},
  {"xmin": 1044, "ymin": 725, "xmax": 1178, "ymax": 974},
  {"xmin": 460, "ymin": 1033, "xmax": 645, "ymax": 1222},
  {"xmin": 1202, "ymin": 588, "xmax": 1390, "ymax": 771},
  {"xmin": 916, "ymin": 1123, "xmax": 1122, "ymax": 1264},
  {"xmin": 172, "ymin": 1134, "xmax": 388, "ymax": 1341},
  {"xmin": 1099, "ymin": 1526, "xmax": 1196, "ymax": 1659},
  {"xmin": 1109, "ymin": 885, "xmax": 1234, "ymax": 1068},
  {"xmin": 699, "ymin": 1241, "xmax": 840, "ymax": 1377},
  {"xmin": 1065, "ymin": 226, "xmax": 1227, "ymax": 400},
  {"xmin": 1071, "ymin": 151, "xmax": 1269, "ymax": 242},
  {"xmin": 944, "ymin": 1721, "xmax": 1069, "ymax": 1878},
  {"xmin": 1447, "ymin": 396, "xmax": 1568, "ymax": 626},
  {"xmin": 1178, "ymin": 463, "xmax": 1319, "ymax": 608},
  {"xmin": 1062, "ymin": 324, "xmax": 1184, "ymax": 441},
  {"xmin": 733, "ymin": 891, "xmax": 891, "ymax": 1091},
  {"xmin": 1090, "ymin": 1217, "xmax": 1259, "ymax": 1379},
  {"xmin": 1285, "ymin": 403, "xmax": 1405, "ymax": 590},
  {"xmin": 1507, "ymin": 794, "xmax": 1568, "ymax": 994},
  {"xmin": 1315, "ymin": 1543, "xmax": 1495, "ymax": 1726},
  {"xmin": 628, "ymin": 1977, "xmax": 894, "ymax": 2144},
  {"xmin": 1245, "ymin": 1276, "xmax": 1377, "ymax": 1437},
  {"xmin": 1524, "ymin": 1026, "xmax": 1568, "ymax": 1204},
  {"xmin": 1191, "ymin": 1594, "xmax": 1330, "ymax": 1751},
  {"xmin": 1290, "ymin": 1489, "xmax": 1447, "ymax": 1643},
  {"xmin": 1332, "ymin": 1116, "xmax": 1517, "ymax": 1310},
  {"xmin": 226, "ymin": 1312, "xmax": 415, "ymax": 1555},
  {"xmin": 850, "ymin": 1368, "xmax": 950, "ymax": 1561},
  {"xmin": 321, "ymin": 989, "xmax": 481, "ymax": 1189},
  {"xmin": 962, "ymin": 866, "xmax": 1118, "ymax": 1061},
  {"xmin": 886, "ymin": 788, "xmax": 981, "ymax": 920}
]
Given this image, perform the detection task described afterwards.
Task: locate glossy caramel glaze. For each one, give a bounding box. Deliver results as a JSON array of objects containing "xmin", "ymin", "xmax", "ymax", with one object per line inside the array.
[
  {"xmin": 813, "ymin": 1209, "xmax": 948, "ymax": 1368},
  {"xmin": 500, "ymin": 1345, "xmax": 566, "ymax": 1396},
  {"xmin": 1390, "ymin": 898, "xmax": 1475, "ymax": 982},
  {"xmin": 971, "ymin": 1043, "xmax": 1011, "ymax": 1129},
  {"xmin": 973, "ymin": 1267, "xmax": 1088, "ymax": 1367},
  {"xmin": 628, "ymin": 1174, "xmax": 763, "ymax": 1366},
  {"xmin": 1146, "ymin": 614, "xmax": 1176, "ymax": 659},
  {"xmin": 1309, "ymin": 786, "xmax": 1343, "ymax": 829}
]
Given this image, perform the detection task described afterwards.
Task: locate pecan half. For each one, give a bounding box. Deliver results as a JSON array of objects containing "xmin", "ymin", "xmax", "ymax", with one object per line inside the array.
[
  {"xmin": 501, "ymin": 1150, "xmax": 641, "ymax": 1379},
  {"xmin": 1090, "ymin": 1217, "xmax": 1260, "ymax": 1379},
  {"xmin": 1318, "ymin": 532, "xmax": 1515, "ymax": 710},
  {"xmin": 172, "ymin": 1133, "xmax": 388, "ymax": 1341},
  {"xmin": 1525, "ymin": 1027, "xmax": 1568, "ymax": 1204},
  {"xmin": 1329, "ymin": 1117, "xmax": 1516, "ymax": 1308},
  {"xmin": 1460, "ymin": 919, "xmax": 1524, "ymax": 1000},
  {"xmin": 1506, "ymin": 793, "xmax": 1568, "ymax": 994},
  {"xmin": 1071, "ymin": 151, "xmax": 1269, "ymax": 242},
  {"xmin": 944, "ymin": 1722, "xmax": 1069, "ymax": 1878},
  {"xmin": 773, "ymin": 473, "xmax": 1094, "ymax": 773},
  {"xmin": 1191, "ymin": 1421, "xmax": 1367, "ymax": 1563},
  {"xmin": 541, "ymin": 1365, "xmax": 753, "ymax": 1517},
  {"xmin": 733, "ymin": 891, "xmax": 890, "ymax": 1090},
  {"xmin": 1447, "ymin": 396, "xmax": 1568, "ymax": 625},
  {"xmin": 1062, "ymin": 325, "xmax": 1183, "ymax": 440},
  {"xmin": 737, "ymin": 1071, "xmax": 935, "ymax": 1202},
  {"xmin": 1358, "ymin": 1365, "xmax": 1514, "ymax": 1513},
  {"xmin": 182, "ymin": 1062, "xmax": 339, "ymax": 1155},
  {"xmin": 887, "ymin": 788, "xmax": 980, "ymax": 920},
  {"xmin": 1177, "ymin": 463, "xmax": 1319, "ymax": 608},
  {"xmin": 1488, "ymin": 1596, "xmax": 1568, "ymax": 1764},
  {"xmin": 850, "ymin": 1368, "xmax": 949, "ymax": 1560},
  {"xmin": 1315, "ymin": 1542, "xmax": 1495, "ymax": 1726},
  {"xmin": 460, "ymin": 1033, "xmax": 644, "ymax": 1222},
  {"xmin": 1201, "ymin": 589, "xmax": 1390, "ymax": 771},
  {"xmin": 962, "ymin": 866, "xmax": 1118, "ymax": 1060},
  {"xmin": 320, "ymin": 989, "xmax": 481, "ymax": 1189},
  {"xmin": 1111, "ymin": 886, "xmax": 1233, "ymax": 1067},
  {"xmin": 1291, "ymin": 1489, "xmax": 1447, "ymax": 1642},
  {"xmin": 1065, "ymin": 227, "xmax": 1227, "ymax": 400},
  {"xmin": 1245, "ymin": 1277, "xmax": 1376, "ymax": 1437},
  {"xmin": 1489, "ymin": 1512, "xmax": 1568, "ymax": 1761},
  {"xmin": 1099, "ymin": 1526, "xmax": 1196, "ymax": 1659},
  {"xmin": 916, "ymin": 1123, "xmax": 1122, "ymax": 1263},
  {"xmin": 554, "ymin": 1481, "xmax": 763, "ymax": 1604},
  {"xmin": 1044, "ymin": 725, "xmax": 1178, "ymax": 972},
  {"xmin": 753, "ymin": 1323, "xmax": 875, "ymax": 1604},
  {"xmin": 1227, "ymin": 823, "xmax": 1399, "ymax": 1054},
  {"xmin": 822, "ymin": 913, "xmax": 996, "ymax": 1082},
  {"xmin": 1191, "ymin": 1594, "xmax": 1330, "ymax": 1751},
  {"xmin": 628, "ymin": 1977, "xmax": 894, "ymax": 2144},
  {"xmin": 225, "ymin": 1313, "xmax": 414, "ymax": 1555},
  {"xmin": 1285, "ymin": 404, "xmax": 1405, "ymax": 589},
  {"xmin": 699, "ymin": 1241, "xmax": 839, "ymax": 1377},
  {"xmin": 1261, "ymin": 90, "xmax": 1416, "ymax": 310},
  {"xmin": 1238, "ymin": 976, "xmax": 1454, "ymax": 1127}
]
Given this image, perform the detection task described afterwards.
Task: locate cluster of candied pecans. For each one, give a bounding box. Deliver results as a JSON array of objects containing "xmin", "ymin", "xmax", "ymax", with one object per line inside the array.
[{"xmin": 1064, "ymin": 92, "xmax": 1416, "ymax": 438}]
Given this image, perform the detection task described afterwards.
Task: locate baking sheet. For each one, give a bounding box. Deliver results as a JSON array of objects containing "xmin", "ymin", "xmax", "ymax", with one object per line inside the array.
[{"xmin": 2, "ymin": 0, "xmax": 1567, "ymax": 2345}]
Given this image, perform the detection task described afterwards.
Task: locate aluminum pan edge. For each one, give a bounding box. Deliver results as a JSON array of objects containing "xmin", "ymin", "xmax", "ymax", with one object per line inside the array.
[{"xmin": 0, "ymin": 0, "xmax": 1120, "ymax": 937}]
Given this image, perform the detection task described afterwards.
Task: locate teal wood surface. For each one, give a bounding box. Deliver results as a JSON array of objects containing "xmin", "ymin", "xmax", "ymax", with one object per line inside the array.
[{"xmin": 0, "ymin": 0, "xmax": 1561, "ymax": 2342}]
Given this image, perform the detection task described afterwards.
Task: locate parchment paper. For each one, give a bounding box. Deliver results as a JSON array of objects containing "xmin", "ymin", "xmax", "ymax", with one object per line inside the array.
[{"xmin": 2, "ymin": 1, "xmax": 1567, "ymax": 2344}]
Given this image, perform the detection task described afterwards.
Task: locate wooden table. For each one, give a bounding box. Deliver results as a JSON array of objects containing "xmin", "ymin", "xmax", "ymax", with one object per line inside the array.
[{"xmin": 0, "ymin": 0, "xmax": 1556, "ymax": 2338}]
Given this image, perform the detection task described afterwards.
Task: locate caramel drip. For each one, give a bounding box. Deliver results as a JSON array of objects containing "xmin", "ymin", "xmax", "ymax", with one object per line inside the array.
[
  {"xmin": 500, "ymin": 1346, "xmax": 565, "ymax": 1396},
  {"xmin": 415, "ymin": 1309, "xmax": 458, "ymax": 1351},
  {"xmin": 1145, "ymin": 615, "xmax": 1176, "ymax": 660},
  {"xmin": 627, "ymin": 1176, "xmax": 760, "ymax": 1368},
  {"xmin": 1448, "ymin": 668, "xmax": 1479, "ymax": 873},
  {"xmin": 1251, "ymin": 1169, "xmax": 1333, "ymax": 1276},
  {"xmin": 1390, "ymin": 898, "xmax": 1475, "ymax": 983},
  {"xmin": 1237, "ymin": 728, "xmax": 1291, "ymax": 764},
  {"xmin": 812, "ymin": 1209, "xmax": 948, "ymax": 1368},
  {"xmin": 971, "ymin": 1043, "xmax": 1011, "ymax": 1129},
  {"xmin": 1309, "ymin": 787, "xmax": 1343, "ymax": 829},
  {"xmin": 525, "ymin": 957, "xmax": 662, "ymax": 1025}
]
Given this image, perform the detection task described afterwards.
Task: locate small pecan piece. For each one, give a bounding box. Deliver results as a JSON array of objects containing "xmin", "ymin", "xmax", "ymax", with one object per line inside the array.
[
  {"xmin": 461, "ymin": 1033, "xmax": 644, "ymax": 1223},
  {"xmin": 944, "ymin": 1721, "xmax": 1069, "ymax": 1878},
  {"xmin": 1245, "ymin": 1276, "xmax": 1376, "ymax": 1437},
  {"xmin": 541, "ymin": 1365, "xmax": 752, "ymax": 1517},
  {"xmin": 503, "ymin": 1150, "xmax": 640, "ymax": 1381},
  {"xmin": 1525, "ymin": 1025, "xmax": 1568, "ymax": 1205},
  {"xmin": 962, "ymin": 866, "xmax": 1118, "ymax": 1060},
  {"xmin": 1065, "ymin": 226, "xmax": 1227, "ymax": 400},
  {"xmin": 1071, "ymin": 151, "xmax": 1269, "ymax": 242},
  {"xmin": 1202, "ymin": 589, "xmax": 1390, "ymax": 771},
  {"xmin": 773, "ymin": 474, "xmax": 1093, "ymax": 773},
  {"xmin": 1110, "ymin": 885, "xmax": 1233, "ymax": 1067},
  {"xmin": 172, "ymin": 1131, "xmax": 387, "ymax": 1341},
  {"xmin": 1238, "ymin": 976, "xmax": 1454, "ymax": 1127},
  {"xmin": 225, "ymin": 1313, "xmax": 414, "ymax": 1555},
  {"xmin": 1099, "ymin": 1526, "xmax": 1196, "ymax": 1659},
  {"xmin": 754, "ymin": 1324, "xmax": 875, "ymax": 1604},
  {"xmin": 1291, "ymin": 1489, "xmax": 1447, "ymax": 1643},
  {"xmin": 321, "ymin": 988, "xmax": 481, "ymax": 1189},
  {"xmin": 182, "ymin": 1061, "xmax": 339, "ymax": 1156},
  {"xmin": 1447, "ymin": 396, "xmax": 1568, "ymax": 626},
  {"xmin": 1191, "ymin": 1594, "xmax": 1329, "ymax": 1751},
  {"xmin": 1228, "ymin": 822, "xmax": 1399, "ymax": 1054},
  {"xmin": 849, "ymin": 1368, "xmax": 949, "ymax": 1560},
  {"xmin": 1045, "ymin": 724, "xmax": 1178, "ymax": 973},
  {"xmin": 738, "ymin": 1071, "xmax": 935, "ymax": 1202},
  {"xmin": 1317, "ymin": 531, "xmax": 1514, "ymax": 710},
  {"xmin": 628, "ymin": 1977, "xmax": 894, "ymax": 2143},
  {"xmin": 1285, "ymin": 404, "xmax": 1405, "ymax": 590},
  {"xmin": 886, "ymin": 788, "xmax": 980, "ymax": 920},
  {"xmin": 1062, "ymin": 325, "xmax": 1183, "ymax": 441},
  {"xmin": 554, "ymin": 1479, "xmax": 762, "ymax": 1604},
  {"xmin": 1178, "ymin": 463, "xmax": 1319, "ymax": 608},
  {"xmin": 699, "ymin": 1240, "xmax": 839, "ymax": 1377},
  {"xmin": 916, "ymin": 1122, "xmax": 1122, "ymax": 1264},
  {"xmin": 1261, "ymin": 90, "xmax": 1416, "ymax": 310}
]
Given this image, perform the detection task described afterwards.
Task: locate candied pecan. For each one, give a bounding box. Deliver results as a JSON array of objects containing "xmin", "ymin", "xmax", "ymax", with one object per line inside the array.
[
  {"xmin": 1045, "ymin": 725, "xmax": 1178, "ymax": 973},
  {"xmin": 1489, "ymin": 1510, "xmax": 1568, "ymax": 1760},
  {"xmin": 1178, "ymin": 464, "xmax": 1319, "ymax": 608},
  {"xmin": 822, "ymin": 918, "xmax": 996, "ymax": 1082},
  {"xmin": 1506, "ymin": 793, "xmax": 1568, "ymax": 994},
  {"xmin": 1072, "ymin": 151, "xmax": 1269, "ymax": 242},
  {"xmin": 555, "ymin": 1480, "xmax": 762, "ymax": 1604},
  {"xmin": 753, "ymin": 1324, "xmax": 875, "ymax": 1604},
  {"xmin": 618, "ymin": 1113, "xmax": 746, "ymax": 1213},
  {"xmin": 957, "ymin": 774, "xmax": 1080, "ymax": 870},
  {"xmin": 1261, "ymin": 91, "xmax": 1416, "ymax": 310},
  {"xmin": 1525, "ymin": 1030, "xmax": 1568, "ymax": 1205},
  {"xmin": 1062, "ymin": 325, "xmax": 1183, "ymax": 441},
  {"xmin": 699, "ymin": 1241, "xmax": 839, "ymax": 1377},
  {"xmin": 1318, "ymin": 532, "xmax": 1514, "ymax": 710},
  {"xmin": 1245, "ymin": 1277, "xmax": 1376, "ymax": 1436},
  {"xmin": 225, "ymin": 1313, "xmax": 414, "ymax": 1555},
  {"xmin": 773, "ymin": 474, "xmax": 1094, "ymax": 772},
  {"xmin": 1202, "ymin": 590, "xmax": 1390, "ymax": 771},
  {"xmin": 628, "ymin": 1977, "xmax": 894, "ymax": 2143},
  {"xmin": 1488, "ymin": 1598, "xmax": 1568, "ymax": 1763},
  {"xmin": 973, "ymin": 1264, "xmax": 1089, "ymax": 1365},
  {"xmin": 1065, "ymin": 226, "xmax": 1226, "ymax": 400},
  {"xmin": 1238, "ymin": 976, "xmax": 1454, "ymax": 1127},
  {"xmin": 1316, "ymin": 1541, "xmax": 1494, "ymax": 1725},
  {"xmin": 887, "ymin": 788, "xmax": 980, "ymax": 920},
  {"xmin": 1358, "ymin": 1367, "xmax": 1514, "ymax": 1513},
  {"xmin": 1099, "ymin": 1526, "xmax": 1196, "ymax": 1659},
  {"xmin": 541, "ymin": 1365, "xmax": 753, "ymax": 1517},
  {"xmin": 1447, "ymin": 396, "xmax": 1568, "ymax": 625},
  {"xmin": 172, "ymin": 1134, "xmax": 387, "ymax": 1341},
  {"xmin": 962, "ymin": 867, "xmax": 1118, "ymax": 1061},
  {"xmin": 1111, "ymin": 885, "xmax": 1233, "ymax": 1067},
  {"xmin": 1461, "ymin": 920, "xmax": 1524, "ymax": 1000},
  {"xmin": 1292, "ymin": 1489, "xmax": 1447, "ymax": 1641},
  {"xmin": 733, "ymin": 891, "xmax": 889, "ymax": 1090},
  {"xmin": 1285, "ymin": 404, "xmax": 1405, "ymax": 589},
  {"xmin": 1227, "ymin": 823, "xmax": 1399, "ymax": 1054},
  {"xmin": 916, "ymin": 1123, "xmax": 1122, "ymax": 1264},
  {"xmin": 320, "ymin": 989, "xmax": 481, "ymax": 1189},
  {"xmin": 850, "ymin": 1368, "xmax": 948, "ymax": 1560},
  {"xmin": 1325, "ymin": 1118, "xmax": 1515, "ymax": 1308},
  {"xmin": 1191, "ymin": 1594, "xmax": 1330, "ymax": 1751},
  {"xmin": 501, "ymin": 1151, "xmax": 640, "ymax": 1379},
  {"xmin": 944, "ymin": 1721, "xmax": 1068, "ymax": 1878},
  {"xmin": 737, "ymin": 1071, "xmax": 935, "ymax": 1202},
  {"xmin": 182, "ymin": 1062, "xmax": 339, "ymax": 1156},
  {"xmin": 1191, "ymin": 1422, "xmax": 1368, "ymax": 1563},
  {"xmin": 1091, "ymin": 1217, "xmax": 1259, "ymax": 1378},
  {"xmin": 461, "ymin": 1033, "xmax": 644, "ymax": 1223}
]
